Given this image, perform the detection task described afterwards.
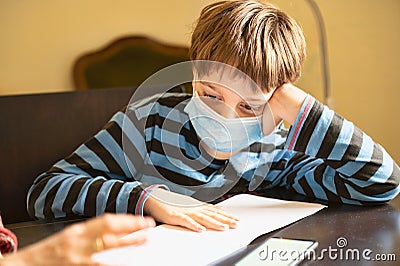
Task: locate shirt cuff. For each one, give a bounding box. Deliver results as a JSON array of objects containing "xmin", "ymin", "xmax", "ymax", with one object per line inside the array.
[{"xmin": 134, "ymin": 184, "xmax": 169, "ymax": 216}]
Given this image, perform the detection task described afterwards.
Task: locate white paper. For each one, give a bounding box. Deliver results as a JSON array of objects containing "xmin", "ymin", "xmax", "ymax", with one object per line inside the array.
[{"xmin": 93, "ymin": 194, "xmax": 325, "ymax": 266}]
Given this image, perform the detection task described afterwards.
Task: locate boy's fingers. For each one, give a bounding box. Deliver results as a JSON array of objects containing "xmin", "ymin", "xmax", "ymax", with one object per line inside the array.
[
  {"xmin": 201, "ymin": 209, "xmax": 238, "ymax": 228},
  {"xmin": 203, "ymin": 205, "xmax": 239, "ymax": 221},
  {"xmin": 173, "ymin": 213, "xmax": 206, "ymax": 232},
  {"xmin": 190, "ymin": 212, "xmax": 229, "ymax": 231}
]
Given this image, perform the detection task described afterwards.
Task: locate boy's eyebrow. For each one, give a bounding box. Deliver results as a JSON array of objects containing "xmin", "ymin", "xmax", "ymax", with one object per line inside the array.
[
  {"xmin": 199, "ymin": 81, "xmax": 266, "ymax": 105},
  {"xmin": 199, "ymin": 81, "xmax": 218, "ymax": 90},
  {"xmin": 199, "ymin": 81, "xmax": 225, "ymax": 94}
]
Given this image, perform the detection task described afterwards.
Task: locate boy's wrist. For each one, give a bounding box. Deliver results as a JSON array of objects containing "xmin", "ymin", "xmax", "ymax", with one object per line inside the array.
[
  {"xmin": 143, "ymin": 192, "xmax": 159, "ymax": 217},
  {"xmin": 269, "ymin": 83, "xmax": 307, "ymax": 125}
]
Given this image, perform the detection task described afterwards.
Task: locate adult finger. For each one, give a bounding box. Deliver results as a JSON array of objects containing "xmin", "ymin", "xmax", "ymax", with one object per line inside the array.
[
  {"xmin": 88, "ymin": 214, "xmax": 156, "ymax": 235},
  {"xmin": 101, "ymin": 232, "xmax": 149, "ymax": 250}
]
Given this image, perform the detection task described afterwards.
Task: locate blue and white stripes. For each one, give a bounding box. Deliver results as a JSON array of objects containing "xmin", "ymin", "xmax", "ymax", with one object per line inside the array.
[{"xmin": 27, "ymin": 93, "xmax": 400, "ymax": 220}]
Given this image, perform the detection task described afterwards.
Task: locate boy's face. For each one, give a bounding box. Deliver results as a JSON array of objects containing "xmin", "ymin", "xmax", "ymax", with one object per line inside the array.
[
  {"xmin": 192, "ymin": 69, "xmax": 274, "ymax": 119},
  {"xmin": 193, "ymin": 81, "xmax": 273, "ymax": 119},
  {"xmin": 191, "ymin": 69, "xmax": 275, "ymax": 160}
]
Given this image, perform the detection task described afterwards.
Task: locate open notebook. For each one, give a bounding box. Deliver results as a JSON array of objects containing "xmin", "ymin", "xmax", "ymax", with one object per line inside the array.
[{"xmin": 93, "ymin": 194, "xmax": 326, "ymax": 265}]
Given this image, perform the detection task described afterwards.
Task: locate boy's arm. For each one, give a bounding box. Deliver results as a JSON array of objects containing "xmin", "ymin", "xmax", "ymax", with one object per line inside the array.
[
  {"xmin": 26, "ymin": 110, "xmax": 162, "ymax": 220},
  {"xmin": 269, "ymin": 84, "xmax": 400, "ymax": 204},
  {"xmin": 27, "ymin": 102, "xmax": 239, "ymax": 230}
]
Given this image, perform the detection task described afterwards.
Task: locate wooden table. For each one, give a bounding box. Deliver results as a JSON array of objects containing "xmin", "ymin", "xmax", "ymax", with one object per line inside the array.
[{"xmin": 7, "ymin": 189, "xmax": 400, "ymax": 265}]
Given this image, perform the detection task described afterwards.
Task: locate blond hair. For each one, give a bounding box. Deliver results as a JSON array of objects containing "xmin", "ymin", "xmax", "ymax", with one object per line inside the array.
[{"xmin": 190, "ymin": 0, "xmax": 306, "ymax": 92}]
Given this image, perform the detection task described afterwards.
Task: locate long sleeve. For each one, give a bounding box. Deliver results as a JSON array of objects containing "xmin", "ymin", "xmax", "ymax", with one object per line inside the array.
[
  {"xmin": 28, "ymin": 92, "xmax": 400, "ymax": 219},
  {"xmin": 275, "ymin": 95, "xmax": 400, "ymax": 205},
  {"xmin": 27, "ymin": 108, "xmax": 162, "ymax": 220}
]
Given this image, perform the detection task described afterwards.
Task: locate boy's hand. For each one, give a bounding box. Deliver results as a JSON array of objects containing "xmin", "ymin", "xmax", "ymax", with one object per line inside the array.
[
  {"xmin": 268, "ymin": 83, "xmax": 308, "ymax": 125},
  {"xmin": 143, "ymin": 189, "xmax": 239, "ymax": 232}
]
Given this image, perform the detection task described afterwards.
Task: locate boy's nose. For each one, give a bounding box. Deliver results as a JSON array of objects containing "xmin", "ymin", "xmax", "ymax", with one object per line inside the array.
[
  {"xmin": 212, "ymin": 102, "xmax": 238, "ymax": 119},
  {"xmin": 220, "ymin": 106, "xmax": 237, "ymax": 119}
]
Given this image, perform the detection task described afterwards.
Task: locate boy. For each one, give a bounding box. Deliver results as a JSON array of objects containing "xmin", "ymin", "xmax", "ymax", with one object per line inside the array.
[{"xmin": 27, "ymin": 0, "xmax": 399, "ymax": 232}]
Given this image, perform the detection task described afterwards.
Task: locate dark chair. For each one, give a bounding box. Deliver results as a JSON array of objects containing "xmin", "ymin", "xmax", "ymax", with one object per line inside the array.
[
  {"xmin": 72, "ymin": 35, "xmax": 190, "ymax": 91},
  {"xmin": 0, "ymin": 87, "xmax": 136, "ymax": 224}
]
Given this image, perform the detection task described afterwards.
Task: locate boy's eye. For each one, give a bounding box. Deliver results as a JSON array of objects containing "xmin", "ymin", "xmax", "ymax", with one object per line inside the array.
[
  {"xmin": 204, "ymin": 93, "xmax": 219, "ymax": 99},
  {"xmin": 240, "ymin": 103, "xmax": 263, "ymax": 116},
  {"xmin": 243, "ymin": 104, "xmax": 252, "ymax": 110},
  {"xmin": 240, "ymin": 103, "xmax": 254, "ymax": 111}
]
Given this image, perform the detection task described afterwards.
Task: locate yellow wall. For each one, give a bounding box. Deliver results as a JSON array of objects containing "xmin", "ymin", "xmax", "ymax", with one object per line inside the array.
[
  {"xmin": 1, "ymin": 0, "xmax": 399, "ymax": 162},
  {"xmin": 319, "ymin": 0, "xmax": 400, "ymax": 165}
]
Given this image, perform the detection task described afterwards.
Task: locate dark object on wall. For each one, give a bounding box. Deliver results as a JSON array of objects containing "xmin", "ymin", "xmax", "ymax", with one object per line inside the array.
[
  {"xmin": 0, "ymin": 87, "xmax": 136, "ymax": 224},
  {"xmin": 73, "ymin": 35, "xmax": 190, "ymax": 91}
]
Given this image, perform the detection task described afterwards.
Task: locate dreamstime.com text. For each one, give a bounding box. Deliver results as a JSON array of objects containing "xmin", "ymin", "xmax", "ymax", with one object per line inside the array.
[{"xmin": 258, "ymin": 237, "xmax": 396, "ymax": 263}]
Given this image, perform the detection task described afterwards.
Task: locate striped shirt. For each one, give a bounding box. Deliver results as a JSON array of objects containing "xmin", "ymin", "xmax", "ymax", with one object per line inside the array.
[{"xmin": 27, "ymin": 92, "xmax": 400, "ymax": 219}]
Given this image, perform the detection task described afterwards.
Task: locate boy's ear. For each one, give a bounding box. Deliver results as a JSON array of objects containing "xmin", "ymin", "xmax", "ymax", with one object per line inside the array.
[{"xmin": 262, "ymin": 103, "xmax": 277, "ymax": 136}]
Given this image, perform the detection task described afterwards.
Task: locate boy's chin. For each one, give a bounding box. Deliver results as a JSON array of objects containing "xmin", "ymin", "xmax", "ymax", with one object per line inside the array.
[{"xmin": 199, "ymin": 141, "xmax": 241, "ymax": 160}]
